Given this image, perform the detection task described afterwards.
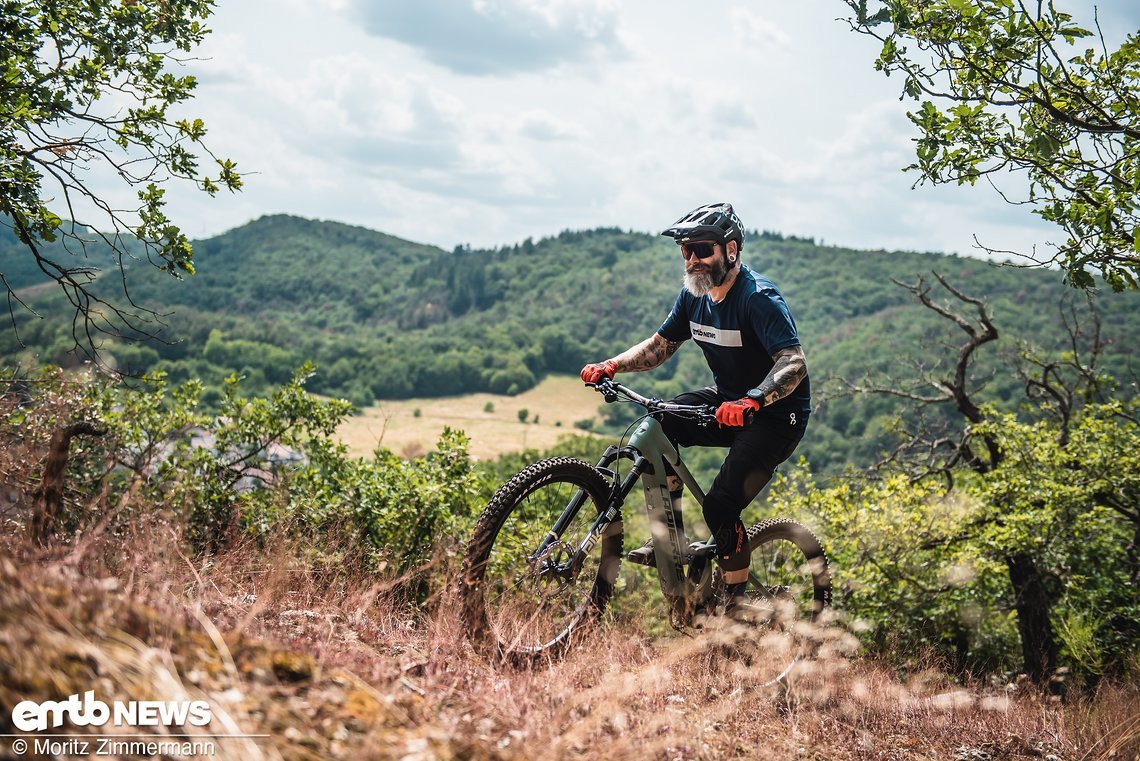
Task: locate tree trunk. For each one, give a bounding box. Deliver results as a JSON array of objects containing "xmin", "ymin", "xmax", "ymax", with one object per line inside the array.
[
  {"xmin": 1005, "ymin": 552, "xmax": 1058, "ymax": 683},
  {"xmin": 32, "ymin": 421, "xmax": 104, "ymax": 545}
]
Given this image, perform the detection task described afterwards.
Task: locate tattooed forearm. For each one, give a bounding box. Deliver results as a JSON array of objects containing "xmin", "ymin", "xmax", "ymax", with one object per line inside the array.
[
  {"xmin": 754, "ymin": 346, "xmax": 807, "ymax": 407},
  {"xmin": 610, "ymin": 334, "xmax": 684, "ymax": 373}
]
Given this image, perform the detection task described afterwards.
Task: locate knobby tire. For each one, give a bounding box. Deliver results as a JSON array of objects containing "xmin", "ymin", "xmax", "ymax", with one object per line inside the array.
[
  {"xmin": 746, "ymin": 517, "xmax": 832, "ymax": 617},
  {"xmin": 710, "ymin": 517, "xmax": 832, "ymax": 688},
  {"xmin": 460, "ymin": 457, "xmax": 622, "ymax": 664}
]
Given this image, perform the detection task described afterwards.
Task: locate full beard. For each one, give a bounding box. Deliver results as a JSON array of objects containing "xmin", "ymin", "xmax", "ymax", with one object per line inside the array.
[{"xmin": 683, "ymin": 254, "xmax": 729, "ymax": 297}]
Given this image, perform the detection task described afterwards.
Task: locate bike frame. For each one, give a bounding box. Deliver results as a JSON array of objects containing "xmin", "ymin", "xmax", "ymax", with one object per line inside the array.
[{"xmin": 534, "ymin": 411, "xmax": 714, "ymax": 599}]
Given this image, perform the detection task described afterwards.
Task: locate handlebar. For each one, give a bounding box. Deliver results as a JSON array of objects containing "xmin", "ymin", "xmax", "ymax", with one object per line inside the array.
[{"xmin": 587, "ymin": 378, "xmax": 719, "ymax": 427}]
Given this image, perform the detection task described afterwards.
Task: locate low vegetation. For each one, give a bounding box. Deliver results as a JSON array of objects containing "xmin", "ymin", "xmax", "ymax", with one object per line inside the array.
[
  {"xmin": 3, "ymin": 543, "xmax": 1136, "ymax": 760},
  {"xmin": 1, "ymin": 364, "xmax": 1137, "ymax": 758}
]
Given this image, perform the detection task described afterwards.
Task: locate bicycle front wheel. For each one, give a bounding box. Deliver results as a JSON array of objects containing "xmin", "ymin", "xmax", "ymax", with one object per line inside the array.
[{"xmin": 460, "ymin": 457, "xmax": 622, "ymax": 663}]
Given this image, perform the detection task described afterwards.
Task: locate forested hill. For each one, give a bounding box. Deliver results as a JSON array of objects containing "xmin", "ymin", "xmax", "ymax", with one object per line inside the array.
[{"xmin": 5, "ymin": 214, "xmax": 1139, "ymax": 471}]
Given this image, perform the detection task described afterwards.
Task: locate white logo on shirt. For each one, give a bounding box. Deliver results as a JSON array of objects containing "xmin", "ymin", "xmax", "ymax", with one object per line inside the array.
[{"xmin": 689, "ymin": 322, "xmax": 743, "ymax": 348}]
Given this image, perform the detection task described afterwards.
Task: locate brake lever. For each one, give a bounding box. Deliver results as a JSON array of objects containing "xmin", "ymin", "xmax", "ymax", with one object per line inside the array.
[{"xmin": 589, "ymin": 378, "xmax": 620, "ymax": 403}]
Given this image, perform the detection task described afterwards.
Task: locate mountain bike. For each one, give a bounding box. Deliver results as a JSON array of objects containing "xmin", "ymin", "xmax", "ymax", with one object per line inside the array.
[{"xmin": 459, "ymin": 377, "xmax": 831, "ymax": 682}]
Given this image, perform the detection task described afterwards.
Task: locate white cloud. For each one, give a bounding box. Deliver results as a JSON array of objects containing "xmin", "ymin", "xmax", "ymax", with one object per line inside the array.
[
  {"xmin": 711, "ymin": 100, "xmax": 760, "ymax": 131},
  {"xmin": 349, "ymin": 0, "xmax": 627, "ymax": 75},
  {"xmin": 728, "ymin": 7, "xmax": 791, "ymax": 49},
  {"xmin": 516, "ymin": 110, "xmax": 588, "ymax": 141},
  {"xmin": 137, "ymin": 0, "xmax": 1119, "ymax": 260}
]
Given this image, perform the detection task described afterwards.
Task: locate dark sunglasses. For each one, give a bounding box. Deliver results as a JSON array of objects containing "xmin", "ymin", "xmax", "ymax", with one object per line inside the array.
[{"xmin": 680, "ymin": 241, "xmax": 718, "ymax": 260}]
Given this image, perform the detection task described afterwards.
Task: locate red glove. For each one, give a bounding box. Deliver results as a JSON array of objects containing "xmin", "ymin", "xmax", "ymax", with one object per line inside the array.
[
  {"xmin": 580, "ymin": 360, "xmax": 618, "ymax": 384},
  {"xmin": 715, "ymin": 398, "xmax": 760, "ymax": 427}
]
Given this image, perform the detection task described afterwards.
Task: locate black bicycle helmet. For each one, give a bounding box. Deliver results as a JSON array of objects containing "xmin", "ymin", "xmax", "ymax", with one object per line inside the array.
[{"xmin": 660, "ymin": 202, "xmax": 744, "ymax": 250}]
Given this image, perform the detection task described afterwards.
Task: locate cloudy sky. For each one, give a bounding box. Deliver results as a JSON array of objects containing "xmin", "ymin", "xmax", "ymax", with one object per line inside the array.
[{"xmin": 157, "ymin": 0, "xmax": 1137, "ymax": 259}]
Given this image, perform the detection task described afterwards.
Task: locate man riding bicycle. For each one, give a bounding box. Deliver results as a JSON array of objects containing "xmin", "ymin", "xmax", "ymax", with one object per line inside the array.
[{"xmin": 581, "ymin": 202, "xmax": 811, "ymax": 610}]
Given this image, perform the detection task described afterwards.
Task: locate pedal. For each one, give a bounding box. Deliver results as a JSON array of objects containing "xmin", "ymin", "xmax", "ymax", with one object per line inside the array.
[
  {"xmin": 687, "ymin": 540, "xmax": 717, "ymax": 559},
  {"xmin": 626, "ymin": 544, "xmax": 656, "ymax": 567}
]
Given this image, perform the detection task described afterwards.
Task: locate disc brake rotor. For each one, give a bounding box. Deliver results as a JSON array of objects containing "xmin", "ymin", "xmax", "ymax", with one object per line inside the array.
[{"xmin": 529, "ymin": 540, "xmax": 577, "ymax": 599}]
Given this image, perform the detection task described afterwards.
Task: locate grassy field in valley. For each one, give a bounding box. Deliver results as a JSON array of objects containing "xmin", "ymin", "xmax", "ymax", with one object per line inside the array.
[{"xmin": 337, "ymin": 375, "xmax": 605, "ymax": 459}]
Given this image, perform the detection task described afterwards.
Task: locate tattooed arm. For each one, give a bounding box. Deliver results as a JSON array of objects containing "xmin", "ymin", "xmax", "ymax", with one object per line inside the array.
[
  {"xmin": 608, "ymin": 333, "xmax": 685, "ymax": 373},
  {"xmin": 752, "ymin": 346, "xmax": 808, "ymax": 407}
]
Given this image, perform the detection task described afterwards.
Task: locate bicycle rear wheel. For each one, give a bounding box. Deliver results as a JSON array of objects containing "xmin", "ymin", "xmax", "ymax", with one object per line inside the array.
[
  {"xmin": 460, "ymin": 457, "xmax": 622, "ymax": 663},
  {"xmin": 715, "ymin": 518, "xmax": 832, "ymax": 686},
  {"xmin": 745, "ymin": 518, "xmax": 831, "ymax": 621}
]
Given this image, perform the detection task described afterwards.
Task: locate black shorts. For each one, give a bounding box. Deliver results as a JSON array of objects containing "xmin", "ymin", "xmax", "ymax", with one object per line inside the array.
[{"xmin": 658, "ymin": 386, "xmax": 808, "ymax": 532}]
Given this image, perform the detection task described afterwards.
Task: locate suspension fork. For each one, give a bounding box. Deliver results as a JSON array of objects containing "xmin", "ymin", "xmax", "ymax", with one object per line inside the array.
[{"xmin": 530, "ymin": 446, "xmax": 646, "ymax": 572}]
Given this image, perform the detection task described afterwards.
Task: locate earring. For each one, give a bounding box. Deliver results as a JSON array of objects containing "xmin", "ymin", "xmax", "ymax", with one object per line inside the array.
[{"xmin": 729, "ymin": 255, "xmax": 736, "ymax": 263}]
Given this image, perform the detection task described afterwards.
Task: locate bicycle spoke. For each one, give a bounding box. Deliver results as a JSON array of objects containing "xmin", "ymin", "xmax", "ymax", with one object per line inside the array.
[
  {"xmin": 461, "ymin": 383, "xmax": 831, "ymax": 681},
  {"xmin": 471, "ymin": 464, "xmax": 615, "ymax": 656},
  {"xmin": 709, "ymin": 520, "xmax": 831, "ymax": 687}
]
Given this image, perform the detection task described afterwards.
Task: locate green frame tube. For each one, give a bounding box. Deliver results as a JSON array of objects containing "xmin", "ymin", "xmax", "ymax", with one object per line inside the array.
[{"xmin": 627, "ymin": 416, "xmax": 707, "ymax": 596}]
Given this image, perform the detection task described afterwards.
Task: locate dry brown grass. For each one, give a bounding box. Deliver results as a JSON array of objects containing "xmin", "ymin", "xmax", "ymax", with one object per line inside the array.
[
  {"xmin": 335, "ymin": 376, "xmax": 604, "ymax": 460},
  {"xmin": 4, "ymin": 373, "xmax": 1136, "ymax": 759},
  {"xmin": 2, "ymin": 518, "xmax": 1137, "ymax": 761}
]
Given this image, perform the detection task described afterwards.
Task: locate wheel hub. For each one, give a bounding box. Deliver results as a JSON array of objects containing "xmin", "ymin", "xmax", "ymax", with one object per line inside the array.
[{"xmin": 529, "ymin": 541, "xmax": 577, "ymax": 599}]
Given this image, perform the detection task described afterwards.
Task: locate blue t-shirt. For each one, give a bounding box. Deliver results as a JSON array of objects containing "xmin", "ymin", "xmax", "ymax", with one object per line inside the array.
[{"xmin": 657, "ymin": 265, "xmax": 811, "ymax": 416}]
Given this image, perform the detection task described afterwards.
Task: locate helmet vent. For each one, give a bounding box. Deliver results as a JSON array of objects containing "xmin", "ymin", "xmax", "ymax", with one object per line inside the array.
[{"xmin": 660, "ymin": 202, "xmax": 745, "ymax": 250}]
